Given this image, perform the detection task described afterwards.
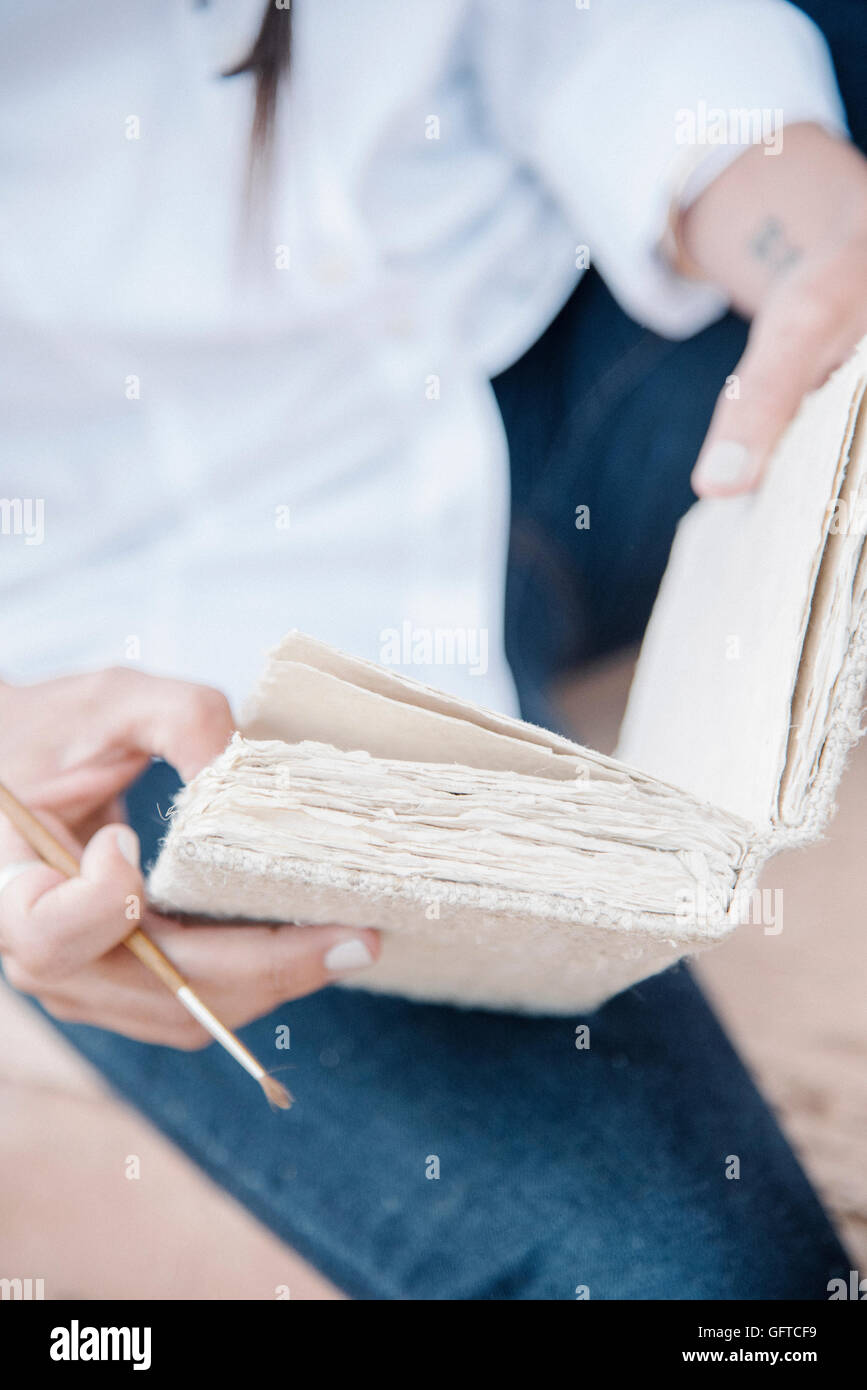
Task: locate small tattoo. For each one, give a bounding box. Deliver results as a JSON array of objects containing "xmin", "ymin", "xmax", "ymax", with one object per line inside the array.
[{"xmin": 749, "ymin": 217, "xmax": 801, "ymax": 277}]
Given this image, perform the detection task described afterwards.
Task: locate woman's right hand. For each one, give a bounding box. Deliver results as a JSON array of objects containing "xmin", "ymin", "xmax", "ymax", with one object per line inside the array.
[
  {"xmin": 0, "ymin": 665, "xmax": 239, "ymax": 838},
  {"xmin": 0, "ymin": 669, "xmax": 379, "ymax": 1045}
]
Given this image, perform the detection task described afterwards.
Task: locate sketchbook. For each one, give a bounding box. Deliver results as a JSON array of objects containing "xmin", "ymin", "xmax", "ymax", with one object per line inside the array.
[{"xmin": 148, "ymin": 342, "xmax": 867, "ymax": 1013}]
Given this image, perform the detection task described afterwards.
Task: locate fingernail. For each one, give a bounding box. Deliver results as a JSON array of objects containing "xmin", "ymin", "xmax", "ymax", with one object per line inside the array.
[
  {"xmin": 324, "ymin": 938, "xmax": 375, "ymax": 973},
  {"xmin": 115, "ymin": 827, "xmax": 140, "ymax": 869},
  {"xmin": 693, "ymin": 441, "xmax": 755, "ymax": 491}
]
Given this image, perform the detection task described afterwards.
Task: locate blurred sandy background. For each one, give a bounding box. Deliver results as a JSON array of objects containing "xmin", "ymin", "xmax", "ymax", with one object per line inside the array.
[{"xmin": 0, "ymin": 651, "xmax": 864, "ymax": 1297}]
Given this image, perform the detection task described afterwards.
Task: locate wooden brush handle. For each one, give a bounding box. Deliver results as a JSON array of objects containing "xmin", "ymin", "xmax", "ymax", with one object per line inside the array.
[
  {"xmin": 123, "ymin": 929, "xmax": 186, "ymax": 993},
  {"xmin": 0, "ymin": 783, "xmax": 80, "ymax": 877}
]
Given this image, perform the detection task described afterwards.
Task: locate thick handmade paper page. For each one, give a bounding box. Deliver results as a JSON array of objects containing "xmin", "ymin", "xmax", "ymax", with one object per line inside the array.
[
  {"xmin": 616, "ymin": 345, "xmax": 867, "ymax": 830},
  {"xmin": 252, "ymin": 632, "xmax": 583, "ymax": 753},
  {"xmin": 777, "ymin": 401, "xmax": 867, "ymax": 825},
  {"xmin": 243, "ymin": 633, "xmax": 644, "ymax": 785}
]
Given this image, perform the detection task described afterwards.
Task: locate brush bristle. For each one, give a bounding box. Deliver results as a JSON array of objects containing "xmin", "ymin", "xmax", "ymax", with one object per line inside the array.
[{"xmin": 259, "ymin": 1073, "xmax": 293, "ymax": 1110}]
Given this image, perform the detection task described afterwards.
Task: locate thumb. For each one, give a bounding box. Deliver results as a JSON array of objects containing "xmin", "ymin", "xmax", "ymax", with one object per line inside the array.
[
  {"xmin": 14, "ymin": 823, "xmax": 146, "ymax": 981},
  {"xmin": 79, "ymin": 821, "xmax": 142, "ymax": 883},
  {"xmin": 691, "ymin": 316, "xmax": 836, "ymax": 498},
  {"xmin": 74, "ymin": 822, "xmax": 147, "ymax": 950}
]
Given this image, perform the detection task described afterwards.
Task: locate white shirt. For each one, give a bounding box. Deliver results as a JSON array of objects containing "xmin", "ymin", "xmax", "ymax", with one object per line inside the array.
[{"xmin": 0, "ymin": 0, "xmax": 845, "ymax": 716}]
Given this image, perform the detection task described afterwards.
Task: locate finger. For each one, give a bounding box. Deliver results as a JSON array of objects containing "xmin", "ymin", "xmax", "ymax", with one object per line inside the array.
[
  {"xmin": 2, "ymin": 941, "xmax": 159, "ymax": 1019},
  {"xmin": 27, "ymin": 975, "xmax": 215, "ymax": 1049},
  {"xmin": 0, "ymin": 810, "xmax": 78, "ymax": 951},
  {"xmin": 691, "ymin": 300, "xmax": 848, "ymax": 498},
  {"xmin": 39, "ymin": 749, "xmax": 151, "ymax": 816},
  {"xmin": 0, "ymin": 861, "xmax": 46, "ymax": 898},
  {"xmin": 20, "ymin": 920, "xmax": 381, "ymax": 1046},
  {"xmin": 7, "ymin": 944, "xmax": 199, "ymax": 1047},
  {"xmin": 146, "ymin": 918, "xmax": 381, "ymax": 1010},
  {"xmin": 0, "ymin": 802, "xmax": 84, "ymax": 866},
  {"xmin": 69, "ymin": 796, "xmax": 128, "ymax": 848},
  {"xmin": 108, "ymin": 672, "xmax": 236, "ymax": 780},
  {"xmin": 0, "ymin": 822, "xmax": 143, "ymax": 982},
  {"xmin": 59, "ymin": 669, "xmax": 236, "ymax": 782}
]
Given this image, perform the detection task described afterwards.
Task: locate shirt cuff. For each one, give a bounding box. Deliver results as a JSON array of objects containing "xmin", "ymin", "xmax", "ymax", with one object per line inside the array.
[{"xmin": 534, "ymin": 0, "xmax": 849, "ymax": 339}]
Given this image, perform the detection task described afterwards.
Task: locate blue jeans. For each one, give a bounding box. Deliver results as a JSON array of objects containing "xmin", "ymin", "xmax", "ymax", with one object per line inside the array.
[{"xmin": 34, "ymin": 0, "xmax": 864, "ymax": 1300}]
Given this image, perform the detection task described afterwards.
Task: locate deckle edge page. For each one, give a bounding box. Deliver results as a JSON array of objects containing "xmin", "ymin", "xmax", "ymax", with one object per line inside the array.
[
  {"xmin": 149, "ymin": 818, "xmax": 737, "ymax": 942},
  {"xmin": 614, "ymin": 341, "xmax": 867, "ymax": 839},
  {"xmin": 774, "ymin": 393, "xmax": 867, "ymax": 837},
  {"xmin": 241, "ymin": 629, "xmax": 707, "ymax": 792},
  {"xmin": 241, "ymin": 659, "xmax": 592, "ymax": 781},
  {"xmin": 729, "ymin": 580, "xmax": 867, "ymax": 917},
  {"xmin": 147, "ymin": 744, "xmax": 746, "ymax": 1015},
  {"xmin": 147, "ymin": 701, "xmax": 753, "ymax": 1011},
  {"xmin": 244, "ymin": 630, "xmax": 585, "ymax": 756}
]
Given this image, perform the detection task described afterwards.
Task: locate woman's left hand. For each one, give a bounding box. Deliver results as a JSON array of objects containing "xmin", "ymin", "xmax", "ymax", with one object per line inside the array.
[{"xmin": 677, "ymin": 123, "xmax": 867, "ymax": 497}]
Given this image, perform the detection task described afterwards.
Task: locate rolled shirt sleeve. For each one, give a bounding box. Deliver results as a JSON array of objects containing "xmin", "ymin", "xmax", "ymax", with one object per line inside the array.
[{"xmin": 475, "ymin": 0, "xmax": 848, "ymax": 338}]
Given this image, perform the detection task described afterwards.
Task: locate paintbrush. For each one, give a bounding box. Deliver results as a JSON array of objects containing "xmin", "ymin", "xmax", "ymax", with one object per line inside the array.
[{"xmin": 0, "ymin": 779, "xmax": 291, "ymax": 1110}]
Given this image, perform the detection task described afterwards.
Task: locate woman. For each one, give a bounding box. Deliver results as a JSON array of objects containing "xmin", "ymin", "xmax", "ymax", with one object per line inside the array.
[{"xmin": 1, "ymin": 0, "xmax": 865, "ymax": 1298}]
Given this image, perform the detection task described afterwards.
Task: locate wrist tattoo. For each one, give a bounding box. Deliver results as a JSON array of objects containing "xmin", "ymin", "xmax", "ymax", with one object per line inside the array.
[{"xmin": 749, "ymin": 217, "xmax": 802, "ymax": 278}]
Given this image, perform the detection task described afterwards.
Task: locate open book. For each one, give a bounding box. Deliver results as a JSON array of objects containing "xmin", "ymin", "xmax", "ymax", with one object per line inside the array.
[{"xmin": 148, "ymin": 342, "xmax": 867, "ymax": 1013}]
